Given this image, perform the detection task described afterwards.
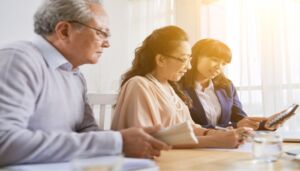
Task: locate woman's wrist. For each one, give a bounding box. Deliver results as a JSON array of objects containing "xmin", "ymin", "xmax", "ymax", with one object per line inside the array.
[{"xmin": 202, "ymin": 129, "xmax": 210, "ymax": 136}]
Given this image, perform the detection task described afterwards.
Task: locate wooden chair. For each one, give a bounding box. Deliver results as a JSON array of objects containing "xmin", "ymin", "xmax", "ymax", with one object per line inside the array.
[{"xmin": 87, "ymin": 93, "xmax": 118, "ymax": 130}]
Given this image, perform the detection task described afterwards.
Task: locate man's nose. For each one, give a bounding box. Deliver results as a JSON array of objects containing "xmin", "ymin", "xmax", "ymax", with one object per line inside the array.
[{"xmin": 102, "ymin": 39, "xmax": 110, "ymax": 48}]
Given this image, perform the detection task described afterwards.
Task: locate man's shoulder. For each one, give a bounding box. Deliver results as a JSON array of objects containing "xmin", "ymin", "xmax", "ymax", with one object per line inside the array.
[
  {"xmin": 1, "ymin": 40, "xmax": 40, "ymax": 54},
  {"xmin": 0, "ymin": 40, "xmax": 45, "ymax": 66},
  {"xmin": 1, "ymin": 41, "xmax": 42, "ymax": 58}
]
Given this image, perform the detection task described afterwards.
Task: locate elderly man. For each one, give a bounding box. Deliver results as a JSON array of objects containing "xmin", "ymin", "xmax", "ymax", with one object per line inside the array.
[{"xmin": 0, "ymin": 0, "xmax": 168, "ymax": 166}]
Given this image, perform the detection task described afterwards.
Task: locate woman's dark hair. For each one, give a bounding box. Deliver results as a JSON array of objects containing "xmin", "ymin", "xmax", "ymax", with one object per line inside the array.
[
  {"xmin": 181, "ymin": 38, "xmax": 232, "ymax": 95},
  {"xmin": 121, "ymin": 25, "xmax": 191, "ymax": 106}
]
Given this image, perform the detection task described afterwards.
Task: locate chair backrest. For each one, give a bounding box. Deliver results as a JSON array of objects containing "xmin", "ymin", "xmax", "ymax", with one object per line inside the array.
[{"xmin": 87, "ymin": 93, "xmax": 118, "ymax": 130}]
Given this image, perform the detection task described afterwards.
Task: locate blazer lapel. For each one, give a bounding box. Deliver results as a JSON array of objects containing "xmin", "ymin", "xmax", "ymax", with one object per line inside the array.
[
  {"xmin": 187, "ymin": 87, "xmax": 209, "ymax": 125},
  {"xmin": 215, "ymin": 89, "xmax": 230, "ymax": 126}
]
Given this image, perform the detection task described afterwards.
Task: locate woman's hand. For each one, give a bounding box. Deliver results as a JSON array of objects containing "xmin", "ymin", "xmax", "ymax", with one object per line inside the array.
[
  {"xmin": 173, "ymin": 127, "xmax": 253, "ymax": 149},
  {"xmin": 237, "ymin": 117, "xmax": 267, "ymax": 130},
  {"xmin": 235, "ymin": 127, "xmax": 254, "ymax": 142},
  {"xmin": 173, "ymin": 130, "xmax": 240, "ymax": 149},
  {"xmin": 264, "ymin": 112, "xmax": 294, "ymax": 130},
  {"xmin": 206, "ymin": 127, "xmax": 253, "ymax": 148}
]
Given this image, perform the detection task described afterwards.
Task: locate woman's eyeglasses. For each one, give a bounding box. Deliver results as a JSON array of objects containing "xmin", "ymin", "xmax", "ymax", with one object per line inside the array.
[{"xmin": 164, "ymin": 54, "xmax": 192, "ymax": 64}]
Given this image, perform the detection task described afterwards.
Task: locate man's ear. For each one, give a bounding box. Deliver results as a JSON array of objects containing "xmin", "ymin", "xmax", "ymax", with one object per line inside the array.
[
  {"xmin": 54, "ymin": 21, "xmax": 72, "ymax": 41},
  {"xmin": 155, "ymin": 54, "xmax": 167, "ymax": 67}
]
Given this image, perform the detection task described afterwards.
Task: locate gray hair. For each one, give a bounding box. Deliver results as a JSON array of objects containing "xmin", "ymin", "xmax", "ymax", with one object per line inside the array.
[{"xmin": 34, "ymin": 0, "xmax": 102, "ymax": 36}]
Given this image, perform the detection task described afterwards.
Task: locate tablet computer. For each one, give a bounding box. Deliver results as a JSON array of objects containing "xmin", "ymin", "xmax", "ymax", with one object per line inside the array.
[{"xmin": 265, "ymin": 104, "xmax": 299, "ymax": 128}]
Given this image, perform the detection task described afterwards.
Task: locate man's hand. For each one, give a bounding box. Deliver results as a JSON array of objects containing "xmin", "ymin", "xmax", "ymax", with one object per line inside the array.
[
  {"xmin": 120, "ymin": 126, "xmax": 170, "ymax": 158},
  {"xmin": 237, "ymin": 117, "xmax": 267, "ymax": 130}
]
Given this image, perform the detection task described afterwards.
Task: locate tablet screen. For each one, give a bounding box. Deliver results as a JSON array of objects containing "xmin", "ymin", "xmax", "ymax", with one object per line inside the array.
[{"xmin": 266, "ymin": 104, "xmax": 299, "ymax": 128}]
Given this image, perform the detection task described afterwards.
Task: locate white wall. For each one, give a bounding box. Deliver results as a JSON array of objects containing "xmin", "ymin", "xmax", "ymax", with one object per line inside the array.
[
  {"xmin": 0, "ymin": 0, "xmax": 131, "ymax": 93},
  {"xmin": 0, "ymin": 0, "xmax": 41, "ymax": 45}
]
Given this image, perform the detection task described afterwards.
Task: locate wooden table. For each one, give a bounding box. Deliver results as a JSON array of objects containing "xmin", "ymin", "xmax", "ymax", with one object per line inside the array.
[{"xmin": 155, "ymin": 143, "xmax": 300, "ymax": 171}]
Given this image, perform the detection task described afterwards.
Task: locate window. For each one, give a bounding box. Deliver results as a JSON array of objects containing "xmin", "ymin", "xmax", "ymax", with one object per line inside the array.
[
  {"xmin": 128, "ymin": 0, "xmax": 175, "ymax": 56},
  {"xmin": 198, "ymin": 0, "xmax": 300, "ymax": 131}
]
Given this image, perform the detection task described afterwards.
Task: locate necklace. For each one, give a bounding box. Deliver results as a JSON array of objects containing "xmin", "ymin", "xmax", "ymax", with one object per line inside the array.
[{"xmin": 146, "ymin": 74, "xmax": 184, "ymax": 111}]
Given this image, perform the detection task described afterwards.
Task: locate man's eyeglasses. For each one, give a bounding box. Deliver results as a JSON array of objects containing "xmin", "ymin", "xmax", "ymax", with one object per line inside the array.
[
  {"xmin": 69, "ymin": 20, "xmax": 110, "ymax": 39},
  {"xmin": 164, "ymin": 54, "xmax": 192, "ymax": 64}
]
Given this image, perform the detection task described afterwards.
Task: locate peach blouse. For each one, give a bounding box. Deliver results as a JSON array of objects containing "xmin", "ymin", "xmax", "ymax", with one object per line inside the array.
[{"xmin": 111, "ymin": 75, "xmax": 195, "ymax": 130}]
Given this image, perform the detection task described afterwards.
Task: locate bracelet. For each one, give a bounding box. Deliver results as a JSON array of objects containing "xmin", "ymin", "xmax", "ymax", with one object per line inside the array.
[{"xmin": 202, "ymin": 129, "xmax": 210, "ymax": 136}]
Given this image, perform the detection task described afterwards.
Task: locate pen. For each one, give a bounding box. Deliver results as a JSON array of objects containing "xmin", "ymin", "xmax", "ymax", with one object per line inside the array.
[
  {"xmin": 215, "ymin": 126, "xmax": 254, "ymax": 139},
  {"xmin": 215, "ymin": 126, "xmax": 230, "ymax": 131},
  {"xmin": 240, "ymin": 132, "xmax": 254, "ymax": 140}
]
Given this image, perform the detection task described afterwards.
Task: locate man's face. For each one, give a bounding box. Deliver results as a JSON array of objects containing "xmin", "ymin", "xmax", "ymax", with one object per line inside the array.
[{"xmin": 66, "ymin": 3, "xmax": 110, "ymax": 68}]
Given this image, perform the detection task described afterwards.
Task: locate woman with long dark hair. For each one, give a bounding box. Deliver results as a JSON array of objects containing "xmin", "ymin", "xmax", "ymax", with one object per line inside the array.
[
  {"xmin": 181, "ymin": 38, "xmax": 273, "ymax": 130},
  {"xmin": 112, "ymin": 26, "xmax": 251, "ymax": 148}
]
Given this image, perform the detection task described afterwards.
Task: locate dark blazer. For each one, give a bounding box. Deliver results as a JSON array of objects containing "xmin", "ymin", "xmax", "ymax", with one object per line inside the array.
[{"xmin": 184, "ymin": 83, "xmax": 247, "ymax": 128}]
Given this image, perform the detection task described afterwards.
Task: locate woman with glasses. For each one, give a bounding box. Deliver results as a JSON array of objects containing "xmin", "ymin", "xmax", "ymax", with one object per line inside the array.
[
  {"xmin": 180, "ymin": 38, "xmax": 277, "ymax": 130},
  {"xmin": 112, "ymin": 26, "xmax": 251, "ymax": 148}
]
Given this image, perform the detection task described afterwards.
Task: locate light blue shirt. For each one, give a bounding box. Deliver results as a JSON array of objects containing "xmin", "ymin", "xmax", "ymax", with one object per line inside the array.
[{"xmin": 0, "ymin": 36, "xmax": 122, "ymax": 166}]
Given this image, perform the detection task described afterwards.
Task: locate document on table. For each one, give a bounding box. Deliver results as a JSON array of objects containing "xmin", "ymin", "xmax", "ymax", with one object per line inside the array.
[{"xmin": 3, "ymin": 156, "xmax": 159, "ymax": 171}]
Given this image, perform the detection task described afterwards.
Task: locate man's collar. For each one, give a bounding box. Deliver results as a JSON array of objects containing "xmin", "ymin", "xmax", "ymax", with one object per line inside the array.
[{"xmin": 31, "ymin": 35, "xmax": 80, "ymax": 74}]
